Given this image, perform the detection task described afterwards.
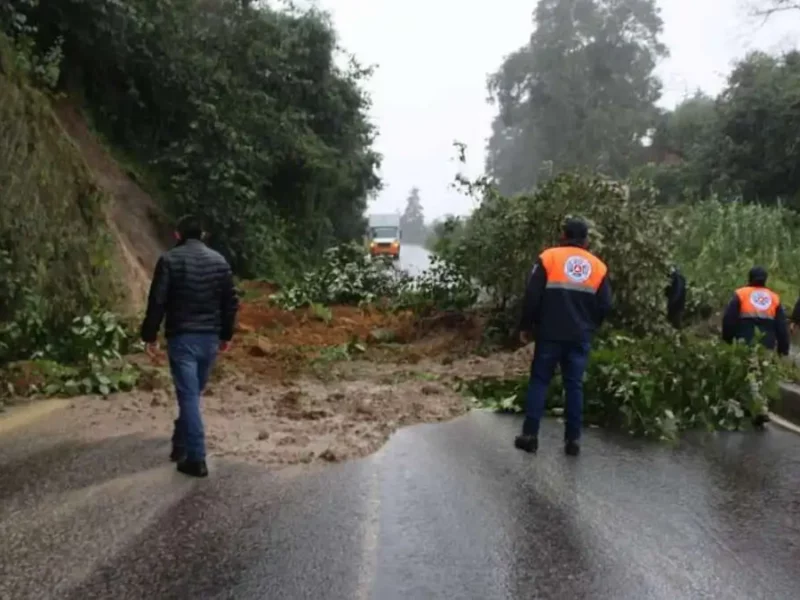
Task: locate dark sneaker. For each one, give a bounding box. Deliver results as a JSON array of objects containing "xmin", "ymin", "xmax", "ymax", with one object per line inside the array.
[
  {"xmin": 514, "ymin": 435, "xmax": 538, "ymax": 453},
  {"xmin": 170, "ymin": 447, "xmax": 186, "ymax": 462},
  {"xmin": 177, "ymin": 460, "xmax": 208, "ymax": 478},
  {"xmin": 565, "ymin": 441, "xmax": 580, "ymax": 456}
]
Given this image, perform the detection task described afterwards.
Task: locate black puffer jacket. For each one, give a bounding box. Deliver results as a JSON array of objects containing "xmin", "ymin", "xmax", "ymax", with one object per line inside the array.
[{"xmin": 140, "ymin": 239, "xmax": 239, "ymax": 342}]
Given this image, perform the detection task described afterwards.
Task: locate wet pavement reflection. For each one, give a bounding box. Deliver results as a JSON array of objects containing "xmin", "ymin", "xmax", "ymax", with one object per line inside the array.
[{"xmin": 1, "ymin": 410, "xmax": 799, "ymax": 599}]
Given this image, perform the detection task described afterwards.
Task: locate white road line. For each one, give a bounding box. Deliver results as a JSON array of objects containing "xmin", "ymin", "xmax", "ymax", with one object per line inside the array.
[
  {"xmin": 768, "ymin": 412, "xmax": 800, "ymax": 435},
  {"xmin": 355, "ymin": 450, "xmax": 383, "ymax": 600}
]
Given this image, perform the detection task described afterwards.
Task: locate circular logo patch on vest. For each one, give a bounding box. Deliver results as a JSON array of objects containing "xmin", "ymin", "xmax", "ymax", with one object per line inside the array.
[
  {"xmin": 564, "ymin": 256, "xmax": 592, "ymax": 283},
  {"xmin": 750, "ymin": 290, "xmax": 773, "ymax": 311}
]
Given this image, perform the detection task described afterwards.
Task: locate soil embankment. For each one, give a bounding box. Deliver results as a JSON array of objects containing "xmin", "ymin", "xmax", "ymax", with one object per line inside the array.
[{"xmin": 54, "ymin": 102, "xmax": 170, "ymax": 312}]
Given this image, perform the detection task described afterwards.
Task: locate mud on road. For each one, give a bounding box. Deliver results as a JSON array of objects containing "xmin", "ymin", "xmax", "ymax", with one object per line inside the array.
[{"xmin": 59, "ymin": 285, "xmax": 533, "ymax": 468}]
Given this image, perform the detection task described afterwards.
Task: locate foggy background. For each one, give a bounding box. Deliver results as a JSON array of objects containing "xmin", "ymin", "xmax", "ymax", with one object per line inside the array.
[{"xmin": 317, "ymin": 0, "xmax": 800, "ymax": 220}]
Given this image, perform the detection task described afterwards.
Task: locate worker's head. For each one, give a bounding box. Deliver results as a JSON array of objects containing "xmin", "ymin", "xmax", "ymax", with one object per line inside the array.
[
  {"xmin": 748, "ymin": 266, "xmax": 768, "ymax": 286},
  {"xmin": 561, "ymin": 217, "xmax": 589, "ymax": 248},
  {"xmin": 175, "ymin": 214, "xmax": 204, "ymax": 242}
]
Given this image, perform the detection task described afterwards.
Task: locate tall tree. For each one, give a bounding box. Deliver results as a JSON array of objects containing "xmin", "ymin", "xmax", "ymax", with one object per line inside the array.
[
  {"xmin": 639, "ymin": 51, "xmax": 800, "ymax": 206},
  {"xmin": 486, "ymin": 0, "xmax": 667, "ymax": 195},
  {"xmin": 634, "ymin": 92, "xmax": 723, "ymax": 203},
  {"xmin": 751, "ymin": 1, "xmax": 800, "ymax": 18},
  {"xmin": 714, "ymin": 51, "xmax": 800, "ymax": 205},
  {"xmin": 400, "ymin": 187, "xmax": 426, "ymax": 244},
  {"xmin": 20, "ymin": 0, "xmax": 381, "ymax": 277}
]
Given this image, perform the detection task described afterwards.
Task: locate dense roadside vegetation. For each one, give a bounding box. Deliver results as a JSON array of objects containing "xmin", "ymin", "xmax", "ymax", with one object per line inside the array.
[
  {"xmin": 434, "ymin": 171, "xmax": 800, "ymax": 440},
  {"xmin": 0, "ymin": 30, "xmax": 139, "ymax": 398},
  {"xmin": 25, "ymin": 0, "xmax": 381, "ymax": 279},
  {"xmin": 3, "ymin": 0, "xmax": 800, "ymax": 447},
  {"xmin": 427, "ymin": 0, "xmax": 800, "ymax": 440},
  {"xmin": 1, "ymin": 0, "xmax": 382, "ymax": 400}
]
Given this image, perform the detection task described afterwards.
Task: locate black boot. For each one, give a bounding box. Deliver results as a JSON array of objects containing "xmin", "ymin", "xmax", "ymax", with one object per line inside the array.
[
  {"xmin": 170, "ymin": 419, "xmax": 186, "ymax": 462},
  {"xmin": 514, "ymin": 435, "xmax": 538, "ymax": 453},
  {"xmin": 177, "ymin": 459, "xmax": 208, "ymax": 478},
  {"xmin": 565, "ymin": 440, "xmax": 580, "ymax": 456}
]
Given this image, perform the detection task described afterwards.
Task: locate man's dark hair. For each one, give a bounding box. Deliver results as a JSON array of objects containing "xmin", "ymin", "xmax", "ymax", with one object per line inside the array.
[
  {"xmin": 176, "ymin": 214, "xmax": 204, "ymax": 240},
  {"xmin": 562, "ymin": 218, "xmax": 589, "ymax": 243},
  {"xmin": 748, "ymin": 266, "xmax": 768, "ymax": 286}
]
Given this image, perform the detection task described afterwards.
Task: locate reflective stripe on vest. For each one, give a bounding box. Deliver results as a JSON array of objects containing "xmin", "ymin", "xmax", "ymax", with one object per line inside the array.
[
  {"xmin": 736, "ymin": 286, "xmax": 779, "ymax": 320},
  {"xmin": 540, "ymin": 246, "xmax": 608, "ymax": 294}
]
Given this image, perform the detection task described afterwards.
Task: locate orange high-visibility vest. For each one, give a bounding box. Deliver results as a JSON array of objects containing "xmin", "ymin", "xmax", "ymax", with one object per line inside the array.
[
  {"xmin": 735, "ymin": 286, "xmax": 780, "ymax": 320},
  {"xmin": 540, "ymin": 246, "xmax": 608, "ymax": 294}
]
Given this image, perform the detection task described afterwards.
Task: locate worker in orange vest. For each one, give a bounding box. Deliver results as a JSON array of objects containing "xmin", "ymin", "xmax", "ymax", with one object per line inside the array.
[
  {"xmin": 721, "ymin": 266, "xmax": 789, "ymax": 428},
  {"xmin": 515, "ymin": 218, "xmax": 612, "ymax": 457},
  {"xmin": 721, "ymin": 266, "xmax": 789, "ymax": 357}
]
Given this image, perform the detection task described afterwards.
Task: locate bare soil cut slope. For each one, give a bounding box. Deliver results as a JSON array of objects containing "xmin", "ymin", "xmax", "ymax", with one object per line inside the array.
[{"xmin": 54, "ymin": 102, "xmax": 169, "ymax": 312}]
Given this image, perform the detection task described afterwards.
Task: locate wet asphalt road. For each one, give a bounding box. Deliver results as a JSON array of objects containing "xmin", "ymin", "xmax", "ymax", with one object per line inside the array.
[
  {"xmin": 2, "ymin": 409, "xmax": 800, "ymax": 599},
  {"xmin": 398, "ymin": 244, "xmax": 431, "ymax": 277}
]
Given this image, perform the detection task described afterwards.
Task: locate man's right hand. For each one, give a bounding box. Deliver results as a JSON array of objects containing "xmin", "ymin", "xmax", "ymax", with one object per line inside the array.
[
  {"xmin": 219, "ymin": 341, "xmax": 232, "ymax": 353},
  {"xmin": 519, "ymin": 331, "xmax": 531, "ymax": 345}
]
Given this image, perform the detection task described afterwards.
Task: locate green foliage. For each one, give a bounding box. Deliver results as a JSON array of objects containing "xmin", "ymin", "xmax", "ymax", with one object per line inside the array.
[
  {"xmin": 444, "ymin": 169, "xmax": 800, "ymax": 442},
  {"xmin": 465, "ymin": 333, "xmax": 791, "ymax": 441},
  {"xmin": 1, "ymin": 311, "xmax": 140, "ymax": 398},
  {"xmin": 0, "ymin": 34, "xmax": 121, "ymax": 360},
  {"xmin": 715, "ymin": 51, "xmax": 800, "ymax": 206},
  {"xmin": 441, "ymin": 172, "xmax": 675, "ymax": 335},
  {"xmin": 393, "ymin": 256, "xmax": 478, "ymax": 316},
  {"xmin": 313, "ymin": 337, "xmax": 367, "ymax": 364},
  {"xmin": 484, "ymin": 1, "xmax": 800, "ymax": 207},
  {"xmin": 272, "ymin": 243, "xmax": 479, "ymax": 318},
  {"xmin": 442, "ymin": 168, "xmax": 800, "ymax": 336},
  {"xmin": 57, "ymin": 312, "xmax": 136, "ymax": 364},
  {"xmin": 20, "ymin": 0, "xmax": 381, "ymax": 277},
  {"xmin": 271, "ymin": 244, "xmax": 411, "ymax": 310},
  {"xmin": 309, "ymin": 302, "xmax": 333, "ymax": 324},
  {"xmin": 671, "ymin": 200, "xmax": 800, "ymax": 307},
  {"xmin": 1, "ymin": 1, "xmax": 63, "ymax": 90},
  {"xmin": 426, "ymin": 215, "xmax": 465, "ymax": 253},
  {"xmin": 643, "ymin": 52, "xmax": 800, "ymax": 206},
  {"xmin": 635, "ymin": 93, "xmax": 722, "ymax": 203},
  {"xmin": 486, "ymin": 0, "xmax": 667, "ymax": 195}
]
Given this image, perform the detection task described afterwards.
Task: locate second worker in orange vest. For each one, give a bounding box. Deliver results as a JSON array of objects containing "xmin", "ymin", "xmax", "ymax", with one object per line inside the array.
[
  {"xmin": 721, "ymin": 266, "xmax": 789, "ymax": 356},
  {"xmin": 515, "ymin": 218, "xmax": 612, "ymax": 457}
]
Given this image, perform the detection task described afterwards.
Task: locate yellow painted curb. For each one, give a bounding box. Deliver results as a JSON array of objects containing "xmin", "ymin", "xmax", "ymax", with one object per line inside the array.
[{"xmin": 0, "ymin": 399, "xmax": 70, "ymax": 435}]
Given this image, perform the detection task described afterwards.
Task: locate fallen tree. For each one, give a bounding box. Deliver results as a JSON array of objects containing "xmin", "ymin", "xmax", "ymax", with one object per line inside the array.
[{"xmin": 461, "ymin": 333, "xmax": 792, "ymax": 440}]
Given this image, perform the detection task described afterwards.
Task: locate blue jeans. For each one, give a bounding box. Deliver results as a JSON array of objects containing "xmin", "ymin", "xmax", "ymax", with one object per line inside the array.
[
  {"xmin": 522, "ymin": 340, "xmax": 591, "ymax": 442},
  {"xmin": 168, "ymin": 333, "xmax": 219, "ymax": 462}
]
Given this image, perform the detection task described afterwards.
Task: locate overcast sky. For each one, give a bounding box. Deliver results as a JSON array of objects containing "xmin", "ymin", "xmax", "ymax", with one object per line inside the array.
[{"xmin": 316, "ymin": 0, "xmax": 800, "ymax": 221}]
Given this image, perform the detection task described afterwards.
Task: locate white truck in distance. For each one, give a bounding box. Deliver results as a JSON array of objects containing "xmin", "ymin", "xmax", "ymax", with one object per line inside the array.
[{"xmin": 367, "ymin": 213, "xmax": 402, "ymax": 261}]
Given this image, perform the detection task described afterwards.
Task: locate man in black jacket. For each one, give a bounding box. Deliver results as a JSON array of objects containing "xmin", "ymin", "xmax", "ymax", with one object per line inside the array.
[{"xmin": 140, "ymin": 215, "xmax": 239, "ymax": 477}]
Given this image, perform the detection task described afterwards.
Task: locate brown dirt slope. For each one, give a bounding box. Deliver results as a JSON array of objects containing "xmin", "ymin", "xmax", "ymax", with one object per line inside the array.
[{"xmin": 53, "ymin": 102, "xmax": 169, "ymax": 312}]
